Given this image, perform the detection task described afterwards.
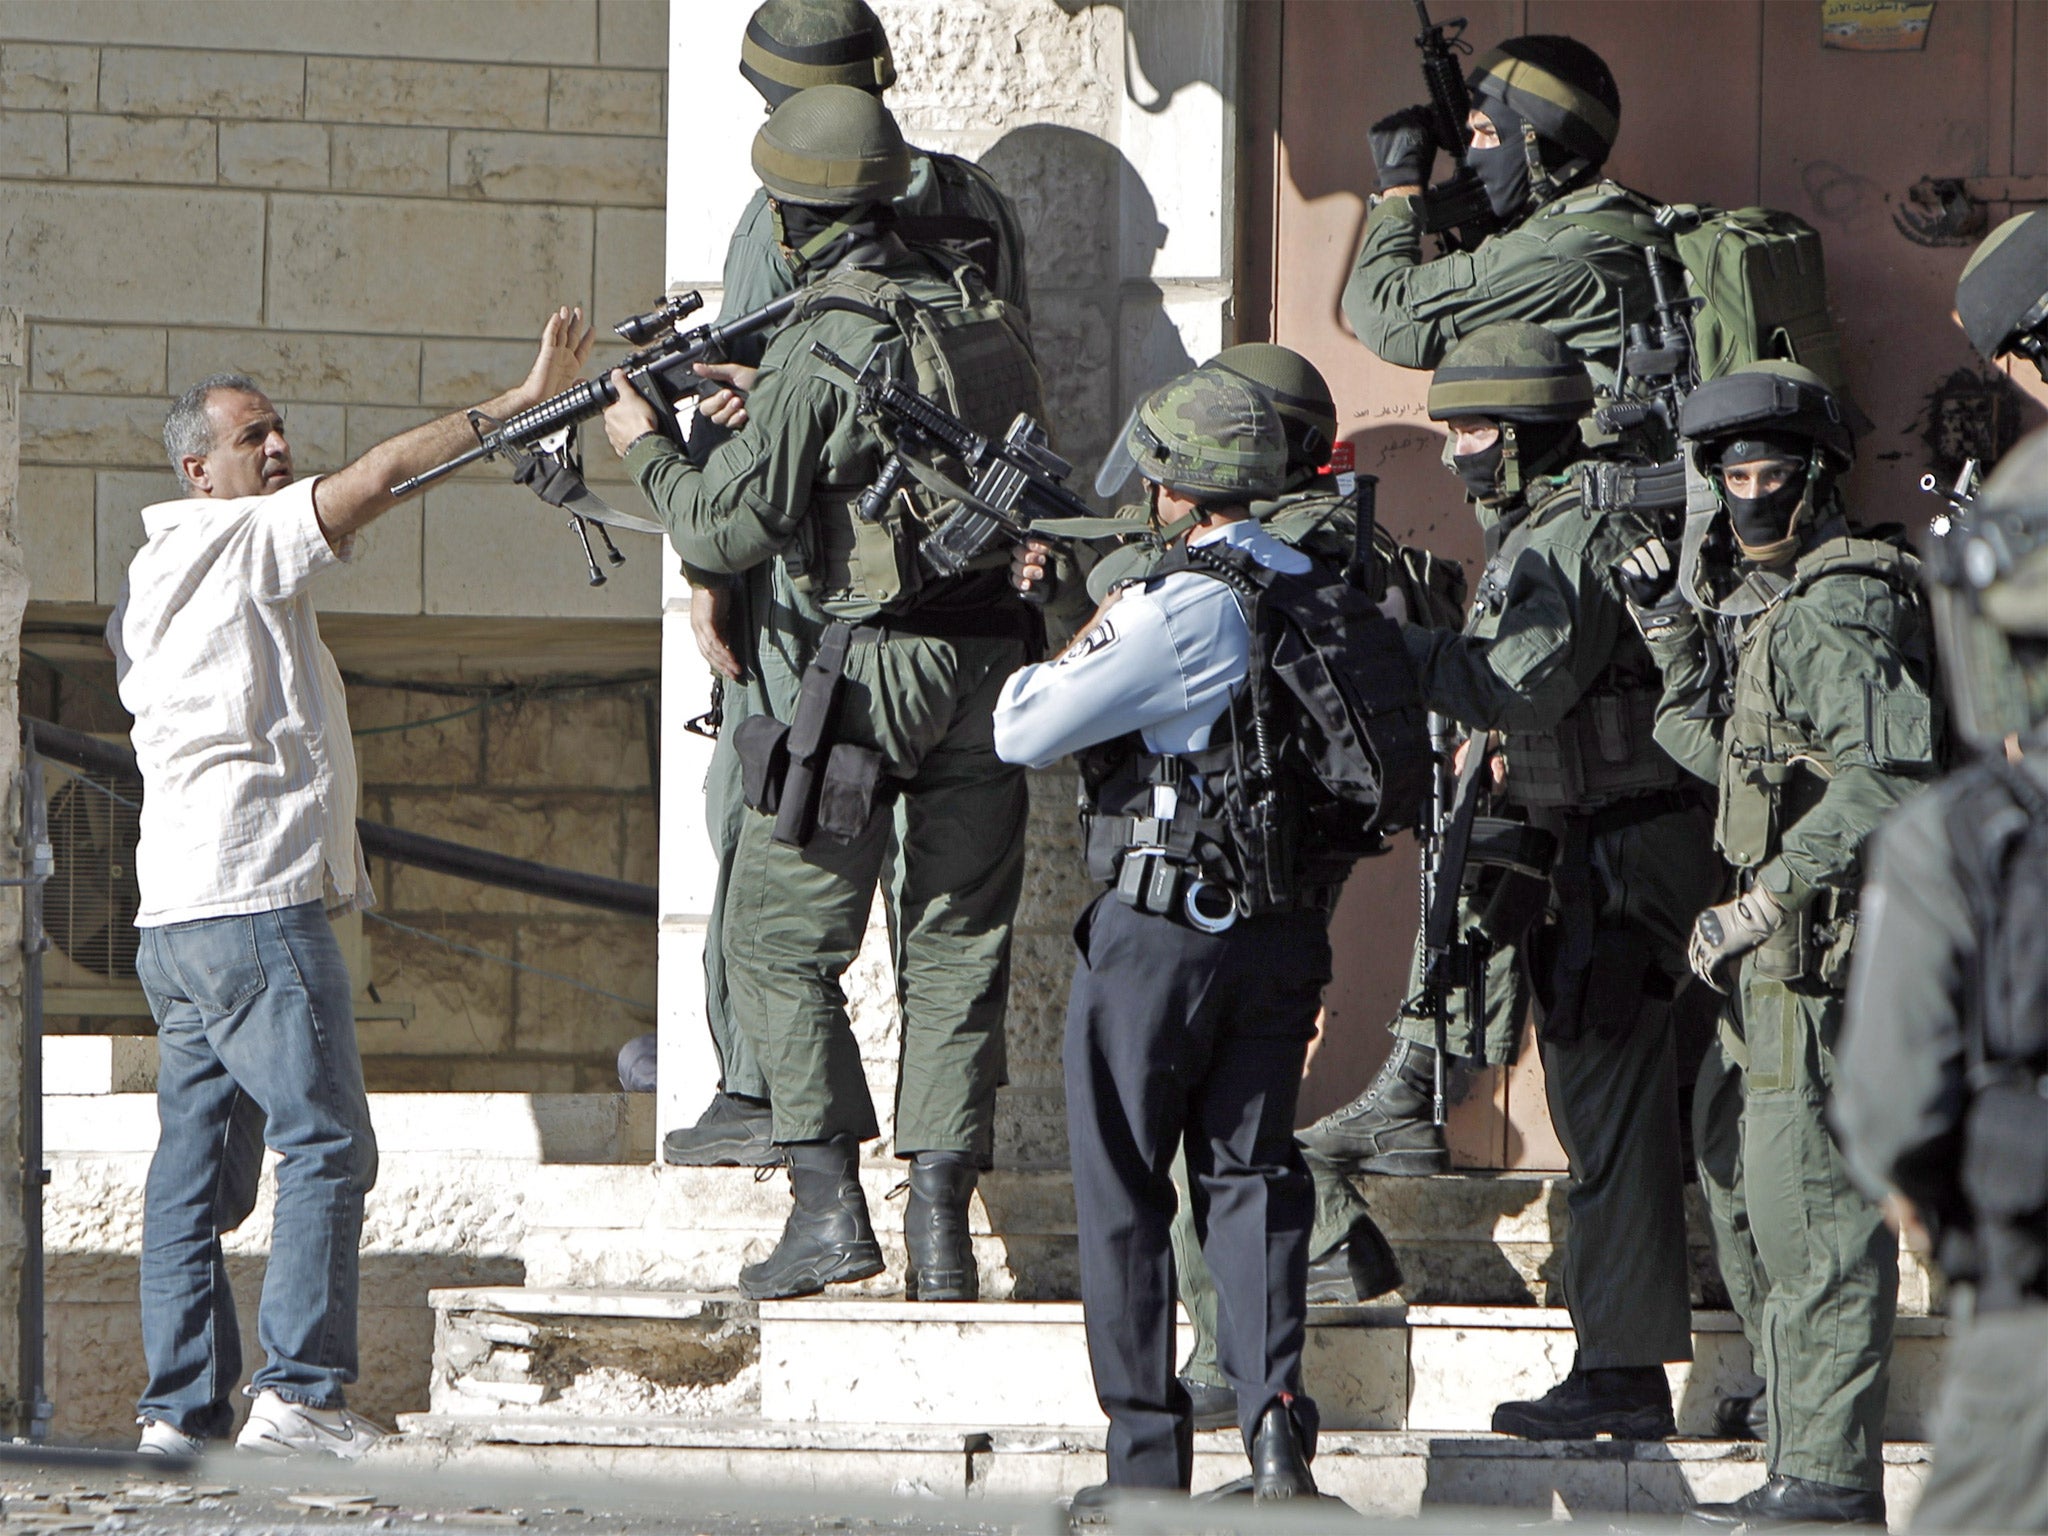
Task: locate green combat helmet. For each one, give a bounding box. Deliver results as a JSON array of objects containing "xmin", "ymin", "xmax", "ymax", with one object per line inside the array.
[
  {"xmin": 1957, "ymin": 211, "xmax": 2048, "ymax": 378},
  {"xmin": 1209, "ymin": 343, "xmax": 1338, "ymax": 488},
  {"xmin": 740, "ymin": 0, "xmax": 896, "ymax": 108},
  {"xmin": 1426, "ymin": 322, "xmax": 1593, "ymax": 505},
  {"xmin": 751, "ymin": 83, "xmax": 911, "ymax": 207},
  {"xmin": 1094, "ymin": 366, "xmax": 1289, "ymax": 503},
  {"xmin": 1927, "ymin": 425, "xmax": 2048, "ymax": 751},
  {"xmin": 1468, "ymin": 35, "xmax": 1621, "ymax": 170}
]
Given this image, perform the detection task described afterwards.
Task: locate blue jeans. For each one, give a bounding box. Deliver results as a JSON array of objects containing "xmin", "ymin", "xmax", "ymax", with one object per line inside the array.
[{"xmin": 135, "ymin": 902, "xmax": 378, "ymax": 1435}]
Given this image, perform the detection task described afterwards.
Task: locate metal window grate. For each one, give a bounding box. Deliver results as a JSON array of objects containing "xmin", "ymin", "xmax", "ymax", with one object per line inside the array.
[{"xmin": 43, "ymin": 769, "xmax": 142, "ymax": 981}]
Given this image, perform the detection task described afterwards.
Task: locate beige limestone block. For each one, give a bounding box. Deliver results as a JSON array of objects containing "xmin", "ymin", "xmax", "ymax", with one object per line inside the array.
[
  {"xmin": 16, "ymin": 465, "xmax": 93, "ymax": 601},
  {"xmin": 22, "ymin": 391, "xmax": 164, "ymax": 467},
  {"xmin": 0, "ymin": 42, "xmax": 96, "ymax": 111},
  {"xmin": 595, "ymin": 206, "xmax": 664, "ymax": 325},
  {"xmin": 97, "ymin": 45, "xmax": 303, "ymax": 119},
  {"xmin": 29, "ymin": 323, "xmax": 163, "ymax": 395},
  {"xmin": 266, "ymin": 195, "xmax": 593, "ymax": 338},
  {"xmin": 598, "ymin": 0, "xmax": 667, "ymax": 68},
  {"xmin": 305, "ymin": 57, "xmax": 550, "ymax": 131},
  {"xmin": 218, "ymin": 120, "xmax": 329, "ymax": 188},
  {"xmin": 92, "ymin": 467, "xmax": 178, "ymax": 600},
  {"xmin": 0, "ymin": 107, "xmax": 66, "ymax": 176},
  {"xmin": 168, "ymin": 327, "xmax": 420, "ymax": 405},
  {"xmin": 420, "ymin": 339, "xmax": 536, "ymax": 407},
  {"xmin": 511, "ymin": 916, "xmax": 656, "ymax": 1055},
  {"xmin": 67, "ymin": 112, "xmax": 217, "ymax": 183},
  {"xmin": 0, "ymin": 2, "xmax": 598, "ymax": 64},
  {"xmin": 312, "ymin": 501, "xmax": 423, "ymax": 615},
  {"xmin": 874, "ymin": 1, "xmax": 1119, "ymax": 138},
  {"xmin": 548, "ymin": 66, "xmax": 663, "ymax": 137},
  {"xmin": 381, "ymin": 788, "xmax": 626, "ymax": 915},
  {"xmin": 331, "ymin": 124, "xmax": 448, "ymax": 196},
  {"xmin": 344, "ymin": 403, "xmax": 435, "ymax": 462},
  {"xmin": 621, "ymin": 795, "xmax": 656, "ymax": 889},
  {"xmin": 363, "ymin": 911, "xmax": 515, "ymax": 1056},
  {"xmin": 0, "ymin": 184, "xmax": 265, "ymax": 324},
  {"xmin": 452, "ymin": 129, "xmax": 664, "ymax": 207},
  {"xmin": 421, "ymin": 480, "xmax": 662, "ymax": 618},
  {"xmin": 348, "ymin": 681, "xmax": 485, "ymax": 787},
  {"xmin": 1027, "ymin": 294, "xmax": 1117, "ymax": 470},
  {"xmin": 485, "ymin": 690, "xmax": 653, "ymax": 791}
]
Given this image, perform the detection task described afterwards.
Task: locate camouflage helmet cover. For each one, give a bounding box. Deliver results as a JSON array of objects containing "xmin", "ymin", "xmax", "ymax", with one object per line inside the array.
[
  {"xmin": 1208, "ymin": 342, "xmax": 1339, "ymax": 478},
  {"xmin": 1094, "ymin": 366, "xmax": 1289, "ymax": 501},
  {"xmin": 1956, "ymin": 211, "xmax": 2048, "ymax": 366},
  {"xmin": 741, "ymin": 0, "xmax": 896, "ymax": 108},
  {"xmin": 1426, "ymin": 321, "xmax": 1595, "ymax": 424},
  {"xmin": 751, "ymin": 83, "xmax": 911, "ymax": 207},
  {"xmin": 1468, "ymin": 35, "xmax": 1621, "ymax": 165}
]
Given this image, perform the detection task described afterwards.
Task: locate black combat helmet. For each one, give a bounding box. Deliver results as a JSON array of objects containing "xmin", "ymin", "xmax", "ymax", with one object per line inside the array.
[
  {"xmin": 1956, "ymin": 211, "xmax": 2048, "ymax": 378},
  {"xmin": 1679, "ymin": 361, "xmax": 1863, "ymax": 564},
  {"xmin": 1925, "ymin": 425, "xmax": 2048, "ymax": 750},
  {"xmin": 1208, "ymin": 343, "xmax": 1338, "ymax": 489},
  {"xmin": 740, "ymin": 0, "xmax": 896, "ymax": 108}
]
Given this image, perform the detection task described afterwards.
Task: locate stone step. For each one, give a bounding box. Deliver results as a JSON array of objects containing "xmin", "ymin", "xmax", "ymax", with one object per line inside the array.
[
  {"xmin": 383, "ymin": 1415, "xmax": 1932, "ymax": 1528},
  {"xmin": 425, "ymin": 1287, "xmax": 1947, "ymax": 1440},
  {"xmin": 515, "ymin": 1164, "xmax": 1943, "ymax": 1314}
]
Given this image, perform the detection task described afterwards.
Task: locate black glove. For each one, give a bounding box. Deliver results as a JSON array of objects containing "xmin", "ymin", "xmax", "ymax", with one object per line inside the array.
[
  {"xmin": 1613, "ymin": 538, "xmax": 1689, "ymax": 643},
  {"xmin": 1369, "ymin": 106, "xmax": 1437, "ymax": 191}
]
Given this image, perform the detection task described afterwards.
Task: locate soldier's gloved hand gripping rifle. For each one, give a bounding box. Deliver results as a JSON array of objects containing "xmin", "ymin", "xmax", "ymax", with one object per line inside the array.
[
  {"xmin": 389, "ymin": 288, "xmax": 802, "ymax": 585},
  {"xmin": 809, "ymin": 341, "xmax": 1137, "ymax": 603},
  {"xmin": 1411, "ymin": 0, "xmax": 1496, "ymax": 250}
]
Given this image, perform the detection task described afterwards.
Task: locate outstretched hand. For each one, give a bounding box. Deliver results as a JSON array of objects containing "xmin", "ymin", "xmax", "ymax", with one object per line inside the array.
[{"xmin": 522, "ymin": 306, "xmax": 595, "ymax": 406}]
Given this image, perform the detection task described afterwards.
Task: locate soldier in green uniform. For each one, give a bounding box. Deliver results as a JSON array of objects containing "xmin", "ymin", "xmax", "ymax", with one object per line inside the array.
[
  {"xmin": 668, "ymin": 0, "xmax": 1031, "ymax": 1170},
  {"xmin": 602, "ymin": 86, "xmax": 1042, "ymax": 1304},
  {"xmin": 1615, "ymin": 363, "xmax": 1940, "ymax": 1527},
  {"xmin": 1835, "ymin": 427, "xmax": 2048, "ymax": 1535},
  {"xmin": 1046, "ymin": 345, "xmax": 1444, "ymax": 1427},
  {"xmin": 1310, "ymin": 324, "xmax": 1716, "ymax": 1438},
  {"xmin": 1344, "ymin": 35, "xmax": 1657, "ymax": 394}
]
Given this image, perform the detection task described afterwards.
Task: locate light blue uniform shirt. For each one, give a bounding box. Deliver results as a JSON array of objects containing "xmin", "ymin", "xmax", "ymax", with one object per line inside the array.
[{"xmin": 993, "ymin": 520, "xmax": 1312, "ymax": 769}]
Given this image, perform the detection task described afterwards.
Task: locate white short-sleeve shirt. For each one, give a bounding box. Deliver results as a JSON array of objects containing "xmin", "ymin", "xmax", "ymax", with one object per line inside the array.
[{"xmin": 111, "ymin": 475, "xmax": 373, "ymax": 926}]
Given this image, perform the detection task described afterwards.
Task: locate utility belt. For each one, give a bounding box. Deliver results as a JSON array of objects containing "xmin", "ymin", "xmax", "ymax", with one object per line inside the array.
[
  {"xmin": 1501, "ymin": 685, "xmax": 1685, "ymax": 812},
  {"xmin": 1108, "ymin": 844, "xmax": 1339, "ymax": 933}
]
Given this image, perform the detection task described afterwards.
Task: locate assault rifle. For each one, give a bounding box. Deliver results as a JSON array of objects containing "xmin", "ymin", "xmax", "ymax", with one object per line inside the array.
[
  {"xmin": 388, "ymin": 289, "xmax": 802, "ymax": 583},
  {"xmin": 1411, "ymin": 0, "xmax": 1495, "ymax": 250},
  {"xmin": 809, "ymin": 341, "xmax": 1094, "ymax": 603},
  {"xmin": 1409, "ymin": 712, "xmax": 1486, "ymax": 1126},
  {"xmin": 1587, "ymin": 241, "xmax": 1701, "ymax": 536}
]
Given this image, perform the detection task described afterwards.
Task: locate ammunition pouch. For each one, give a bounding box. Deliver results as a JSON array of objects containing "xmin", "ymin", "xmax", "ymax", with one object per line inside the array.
[
  {"xmin": 1503, "ymin": 685, "xmax": 1682, "ymax": 811},
  {"xmin": 1461, "ymin": 817, "xmax": 1557, "ymax": 949},
  {"xmin": 735, "ymin": 714, "xmax": 791, "ymax": 815},
  {"xmin": 736, "ymin": 621, "xmax": 897, "ymax": 850}
]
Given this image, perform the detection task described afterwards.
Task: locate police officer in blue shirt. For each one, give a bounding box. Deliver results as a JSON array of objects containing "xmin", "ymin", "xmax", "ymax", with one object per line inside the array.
[{"xmin": 995, "ymin": 367, "xmax": 1358, "ymax": 1514}]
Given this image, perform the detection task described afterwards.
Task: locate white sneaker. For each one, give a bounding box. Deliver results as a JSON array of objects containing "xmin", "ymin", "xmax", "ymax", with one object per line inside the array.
[
  {"xmin": 137, "ymin": 1417, "xmax": 204, "ymax": 1456},
  {"xmin": 234, "ymin": 1389, "xmax": 384, "ymax": 1460}
]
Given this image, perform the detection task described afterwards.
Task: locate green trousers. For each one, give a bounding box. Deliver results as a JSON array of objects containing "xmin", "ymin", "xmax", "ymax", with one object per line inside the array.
[
  {"xmin": 1912, "ymin": 1305, "xmax": 2048, "ymax": 1534},
  {"xmin": 1388, "ymin": 803, "xmax": 1716, "ymax": 1370},
  {"xmin": 723, "ymin": 629, "xmax": 1027, "ymax": 1159},
  {"xmin": 1697, "ymin": 961, "xmax": 1897, "ymax": 1493},
  {"xmin": 1171, "ymin": 1145, "xmax": 1366, "ymax": 1389},
  {"xmin": 1691, "ymin": 1029, "xmax": 1767, "ymax": 1358}
]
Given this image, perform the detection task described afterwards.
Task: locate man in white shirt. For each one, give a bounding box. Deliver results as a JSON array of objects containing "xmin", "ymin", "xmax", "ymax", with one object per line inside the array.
[
  {"xmin": 994, "ymin": 369, "xmax": 1341, "ymax": 1514},
  {"xmin": 116, "ymin": 308, "xmax": 592, "ymax": 1459}
]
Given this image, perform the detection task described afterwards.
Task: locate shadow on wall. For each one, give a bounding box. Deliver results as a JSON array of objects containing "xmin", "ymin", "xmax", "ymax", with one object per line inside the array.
[
  {"xmin": 1053, "ymin": 0, "xmax": 1236, "ymax": 113},
  {"xmin": 980, "ymin": 123, "xmax": 1192, "ymax": 482}
]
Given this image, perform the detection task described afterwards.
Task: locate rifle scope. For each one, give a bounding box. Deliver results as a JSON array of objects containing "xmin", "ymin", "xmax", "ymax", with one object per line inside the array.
[{"xmin": 614, "ymin": 290, "xmax": 704, "ymax": 346}]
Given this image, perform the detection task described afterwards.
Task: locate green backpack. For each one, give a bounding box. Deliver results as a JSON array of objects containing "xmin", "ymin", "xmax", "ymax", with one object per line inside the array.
[{"xmin": 1567, "ymin": 196, "xmax": 1847, "ymax": 390}]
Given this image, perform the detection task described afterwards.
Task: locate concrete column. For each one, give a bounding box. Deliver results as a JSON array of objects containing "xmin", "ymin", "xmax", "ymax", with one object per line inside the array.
[
  {"xmin": 0, "ymin": 308, "xmax": 29, "ymax": 1418},
  {"xmin": 655, "ymin": 3, "xmax": 761, "ymax": 1144}
]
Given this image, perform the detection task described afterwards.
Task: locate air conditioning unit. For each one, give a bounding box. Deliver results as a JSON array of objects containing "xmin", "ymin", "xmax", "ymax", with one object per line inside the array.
[{"xmin": 40, "ymin": 743, "xmax": 143, "ymax": 993}]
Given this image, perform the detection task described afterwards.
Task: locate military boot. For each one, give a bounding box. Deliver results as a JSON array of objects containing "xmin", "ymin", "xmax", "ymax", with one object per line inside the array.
[
  {"xmin": 903, "ymin": 1150, "xmax": 978, "ymax": 1301},
  {"xmin": 1684, "ymin": 1475, "xmax": 1885, "ymax": 1528},
  {"xmin": 1491, "ymin": 1361, "xmax": 1675, "ymax": 1441},
  {"xmin": 661, "ymin": 1091, "xmax": 777, "ymax": 1168},
  {"xmin": 738, "ymin": 1135, "xmax": 884, "ymax": 1301},
  {"xmin": 1305, "ymin": 1211, "xmax": 1404, "ymax": 1303},
  {"xmin": 1295, "ymin": 1038, "xmax": 1451, "ymax": 1175}
]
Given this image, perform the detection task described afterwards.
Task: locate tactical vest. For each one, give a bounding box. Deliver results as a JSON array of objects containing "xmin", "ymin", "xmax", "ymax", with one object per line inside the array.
[
  {"xmin": 1078, "ymin": 539, "xmax": 1429, "ymax": 927},
  {"xmin": 1941, "ymin": 755, "xmax": 2048, "ymax": 1308},
  {"xmin": 1717, "ymin": 535, "xmax": 1929, "ymax": 984},
  {"xmin": 788, "ymin": 253, "xmax": 1042, "ymax": 621},
  {"xmin": 1473, "ymin": 481, "xmax": 1686, "ymax": 812}
]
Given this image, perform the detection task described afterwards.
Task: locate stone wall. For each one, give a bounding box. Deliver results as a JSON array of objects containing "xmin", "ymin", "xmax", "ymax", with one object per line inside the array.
[
  {"xmin": 0, "ymin": 307, "xmax": 27, "ymax": 1428},
  {"xmin": 0, "ymin": 0, "xmax": 672, "ymax": 623},
  {"xmin": 655, "ymin": 1, "xmax": 1242, "ymax": 1164}
]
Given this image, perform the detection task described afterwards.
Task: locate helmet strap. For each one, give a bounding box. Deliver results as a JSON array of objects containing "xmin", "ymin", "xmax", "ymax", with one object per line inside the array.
[
  {"xmin": 771, "ymin": 198, "xmax": 859, "ymax": 282},
  {"xmin": 1500, "ymin": 420, "xmax": 1524, "ymax": 502}
]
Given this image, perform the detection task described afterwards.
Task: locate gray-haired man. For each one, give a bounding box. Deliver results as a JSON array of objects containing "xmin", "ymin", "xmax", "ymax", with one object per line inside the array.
[{"xmin": 116, "ymin": 308, "xmax": 591, "ymax": 1458}]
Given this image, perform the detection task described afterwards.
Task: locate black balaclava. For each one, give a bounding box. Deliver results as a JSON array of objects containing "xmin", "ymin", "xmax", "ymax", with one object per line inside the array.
[
  {"xmin": 1453, "ymin": 436, "xmax": 1506, "ymax": 501},
  {"xmin": 1467, "ymin": 99, "xmax": 1532, "ymax": 222},
  {"xmin": 1715, "ymin": 432, "xmax": 1815, "ymax": 561},
  {"xmin": 1453, "ymin": 419, "xmax": 1582, "ymax": 527},
  {"xmin": 773, "ymin": 199, "xmax": 895, "ymax": 279}
]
